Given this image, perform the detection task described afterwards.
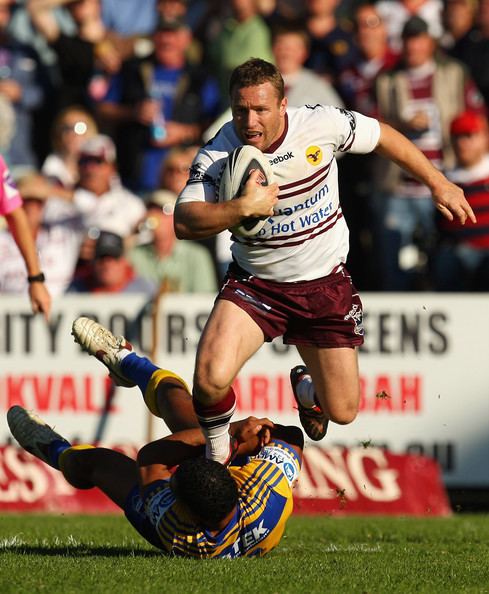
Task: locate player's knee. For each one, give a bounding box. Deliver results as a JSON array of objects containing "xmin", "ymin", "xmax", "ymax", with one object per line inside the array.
[
  {"xmin": 193, "ymin": 362, "xmax": 231, "ymax": 405},
  {"xmin": 329, "ymin": 407, "xmax": 357, "ymax": 425}
]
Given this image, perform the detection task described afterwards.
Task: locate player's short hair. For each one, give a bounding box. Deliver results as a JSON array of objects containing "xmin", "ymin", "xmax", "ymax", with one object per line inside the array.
[
  {"xmin": 229, "ymin": 58, "xmax": 285, "ymax": 101},
  {"xmin": 173, "ymin": 457, "xmax": 238, "ymax": 527}
]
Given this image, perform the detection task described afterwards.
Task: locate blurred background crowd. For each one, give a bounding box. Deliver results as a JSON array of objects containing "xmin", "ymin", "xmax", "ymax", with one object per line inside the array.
[{"xmin": 1, "ymin": 0, "xmax": 489, "ymax": 300}]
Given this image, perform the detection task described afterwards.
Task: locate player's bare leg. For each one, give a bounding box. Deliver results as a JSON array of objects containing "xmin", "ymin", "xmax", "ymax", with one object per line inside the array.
[
  {"xmin": 293, "ymin": 345, "xmax": 360, "ymax": 439},
  {"xmin": 193, "ymin": 299, "xmax": 265, "ymax": 463}
]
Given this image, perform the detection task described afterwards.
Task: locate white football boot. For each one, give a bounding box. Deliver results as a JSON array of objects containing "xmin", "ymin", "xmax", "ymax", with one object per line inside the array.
[
  {"xmin": 71, "ymin": 317, "xmax": 135, "ymax": 387},
  {"xmin": 7, "ymin": 406, "xmax": 70, "ymax": 468}
]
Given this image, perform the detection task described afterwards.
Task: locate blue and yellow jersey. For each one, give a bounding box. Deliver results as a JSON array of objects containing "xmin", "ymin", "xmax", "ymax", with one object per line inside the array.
[{"xmin": 131, "ymin": 439, "xmax": 301, "ymax": 558}]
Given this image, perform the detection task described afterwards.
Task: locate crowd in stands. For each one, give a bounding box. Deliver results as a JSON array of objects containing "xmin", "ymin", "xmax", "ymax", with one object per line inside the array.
[{"xmin": 1, "ymin": 0, "xmax": 489, "ymax": 300}]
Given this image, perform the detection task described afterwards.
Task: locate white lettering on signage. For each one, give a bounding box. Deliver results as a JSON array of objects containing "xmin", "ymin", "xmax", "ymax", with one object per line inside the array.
[{"xmin": 296, "ymin": 447, "xmax": 401, "ymax": 502}]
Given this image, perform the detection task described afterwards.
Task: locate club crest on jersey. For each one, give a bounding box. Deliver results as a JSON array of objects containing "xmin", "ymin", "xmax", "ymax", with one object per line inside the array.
[{"xmin": 306, "ymin": 145, "xmax": 323, "ymax": 166}]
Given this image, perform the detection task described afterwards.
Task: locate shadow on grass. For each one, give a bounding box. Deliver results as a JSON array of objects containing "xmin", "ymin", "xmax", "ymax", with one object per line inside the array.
[{"xmin": 0, "ymin": 545, "xmax": 163, "ymax": 558}]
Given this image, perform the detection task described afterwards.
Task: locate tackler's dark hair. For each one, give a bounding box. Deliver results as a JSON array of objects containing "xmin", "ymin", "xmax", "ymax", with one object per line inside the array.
[{"xmin": 172, "ymin": 457, "xmax": 239, "ymax": 527}]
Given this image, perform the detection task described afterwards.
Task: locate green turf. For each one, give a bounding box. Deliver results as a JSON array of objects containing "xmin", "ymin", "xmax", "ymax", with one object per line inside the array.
[{"xmin": 1, "ymin": 514, "xmax": 489, "ymax": 594}]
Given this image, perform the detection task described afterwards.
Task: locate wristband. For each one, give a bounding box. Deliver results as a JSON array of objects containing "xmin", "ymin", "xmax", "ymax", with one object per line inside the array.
[{"xmin": 27, "ymin": 272, "xmax": 45, "ymax": 283}]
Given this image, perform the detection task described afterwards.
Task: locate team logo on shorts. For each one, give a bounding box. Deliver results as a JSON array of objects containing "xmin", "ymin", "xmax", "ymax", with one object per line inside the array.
[
  {"xmin": 306, "ymin": 146, "xmax": 322, "ymax": 166},
  {"xmin": 344, "ymin": 303, "xmax": 365, "ymax": 336}
]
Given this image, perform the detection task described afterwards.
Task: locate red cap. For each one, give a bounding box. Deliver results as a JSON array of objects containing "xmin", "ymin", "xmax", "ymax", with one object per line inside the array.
[{"xmin": 450, "ymin": 111, "xmax": 486, "ymax": 136}]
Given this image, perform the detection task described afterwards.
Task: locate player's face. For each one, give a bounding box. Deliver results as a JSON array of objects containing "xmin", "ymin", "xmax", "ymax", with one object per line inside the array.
[{"xmin": 231, "ymin": 82, "xmax": 287, "ymax": 152}]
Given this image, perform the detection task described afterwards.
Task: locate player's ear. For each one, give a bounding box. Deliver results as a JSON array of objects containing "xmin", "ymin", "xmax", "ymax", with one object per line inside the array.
[{"xmin": 279, "ymin": 96, "xmax": 287, "ymax": 116}]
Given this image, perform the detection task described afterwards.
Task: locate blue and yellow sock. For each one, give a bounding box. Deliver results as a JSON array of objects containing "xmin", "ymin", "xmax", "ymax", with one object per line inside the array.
[
  {"xmin": 119, "ymin": 352, "xmax": 189, "ymax": 418},
  {"xmin": 47, "ymin": 439, "xmax": 71, "ymax": 469},
  {"xmin": 120, "ymin": 353, "xmax": 159, "ymax": 395}
]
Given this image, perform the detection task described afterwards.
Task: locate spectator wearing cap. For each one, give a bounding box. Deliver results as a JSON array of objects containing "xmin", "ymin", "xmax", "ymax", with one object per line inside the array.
[
  {"xmin": 72, "ymin": 134, "xmax": 146, "ymax": 238},
  {"xmin": 374, "ymin": 15, "xmax": 486, "ymax": 290},
  {"xmin": 129, "ymin": 189, "xmax": 217, "ymax": 293},
  {"xmin": 68, "ymin": 229, "xmax": 155, "ymax": 293},
  {"xmin": 434, "ymin": 111, "xmax": 489, "ymax": 290},
  {"xmin": 96, "ymin": 15, "xmax": 221, "ymax": 192},
  {"xmin": 21, "ymin": 134, "xmax": 143, "ymax": 232}
]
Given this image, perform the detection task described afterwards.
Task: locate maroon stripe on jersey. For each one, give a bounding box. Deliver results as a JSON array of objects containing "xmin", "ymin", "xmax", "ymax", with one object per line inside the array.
[
  {"xmin": 246, "ymin": 206, "xmax": 341, "ymax": 243},
  {"xmin": 278, "ymin": 158, "xmax": 333, "ymax": 191},
  {"xmin": 255, "ymin": 212, "xmax": 345, "ymax": 249},
  {"xmin": 278, "ymin": 166, "xmax": 331, "ymax": 200},
  {"xmin": 264, "ymin": 113, "xmax": 289, "ymax": 154},
  {"xmin": 239, "ymin": 208, "xmax": 344, "ymax": 248},
  {"xmin": 338, "ymin": 130, "xmax": 355, "ymax": 152}
]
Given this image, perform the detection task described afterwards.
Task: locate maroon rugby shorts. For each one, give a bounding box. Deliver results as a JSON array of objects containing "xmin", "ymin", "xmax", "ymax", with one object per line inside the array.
[{"xmin": 218, "ymin": 263, "xmax": 365, "ymax": 348}]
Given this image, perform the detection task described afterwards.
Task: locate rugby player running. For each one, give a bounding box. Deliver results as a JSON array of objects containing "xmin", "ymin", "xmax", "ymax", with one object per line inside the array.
[
  {"xmin": 174, "ymin": 58, "xmax": 476, "ymax": 463},
  {"xmin": 7, "ymin": 317, "xmax": 303, "ymax": 559}
]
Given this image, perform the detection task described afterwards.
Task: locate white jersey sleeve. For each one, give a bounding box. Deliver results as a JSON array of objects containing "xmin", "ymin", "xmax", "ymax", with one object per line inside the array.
[
  {"xmin": 177, "ymin": 121, "xmax": 241, "ymax": 206},
  {"xmin": 325, "ymin": 106, "xmax": 381, "ymax": 154}
]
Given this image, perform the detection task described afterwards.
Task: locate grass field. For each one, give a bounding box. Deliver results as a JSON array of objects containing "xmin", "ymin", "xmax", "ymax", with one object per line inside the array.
[{"xmin": 1, "ymin": 514, "xmax": 489, "ymax": 594}]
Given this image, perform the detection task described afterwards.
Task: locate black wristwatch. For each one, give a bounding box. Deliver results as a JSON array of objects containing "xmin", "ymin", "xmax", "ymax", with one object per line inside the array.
[{"xmin": 27, "ymin": 272, "xmax": 46, "ymax": 283}]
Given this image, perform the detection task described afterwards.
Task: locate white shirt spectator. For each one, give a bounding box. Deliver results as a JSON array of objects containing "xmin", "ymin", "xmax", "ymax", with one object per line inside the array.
[{"xmin": 73, "ymin": 179, "xmax": 146, "ymax": 237}]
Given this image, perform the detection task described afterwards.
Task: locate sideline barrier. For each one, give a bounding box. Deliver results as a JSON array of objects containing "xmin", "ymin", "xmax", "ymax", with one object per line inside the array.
[
  {"xmin": 0, "ymin": 444, "xmax": 451, "ymax": 516},
  {"xmin": 0, "ymin": 293, "xmax": 488, "ymax": 491}
]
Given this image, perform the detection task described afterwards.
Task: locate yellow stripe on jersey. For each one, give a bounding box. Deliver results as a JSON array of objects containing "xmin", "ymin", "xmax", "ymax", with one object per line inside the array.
[{"xmin": 148, "ymin": 440, "xmax": 300, "ymax": 558}]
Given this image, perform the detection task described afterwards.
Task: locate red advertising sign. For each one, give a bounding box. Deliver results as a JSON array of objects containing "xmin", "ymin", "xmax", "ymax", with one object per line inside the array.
[{"xmin": 0, "ymin": 445, "xmax": 450, "ymax": 516}]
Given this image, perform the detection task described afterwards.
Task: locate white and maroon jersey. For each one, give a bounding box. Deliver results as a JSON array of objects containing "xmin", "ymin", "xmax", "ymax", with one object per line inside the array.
[
  {"xmin": 178, "ymin": 105, "xmax": 380, "ymax": 282},
  {"xmin": 441, "ymin": 154, "xmax": 489, "ymax": 249}
]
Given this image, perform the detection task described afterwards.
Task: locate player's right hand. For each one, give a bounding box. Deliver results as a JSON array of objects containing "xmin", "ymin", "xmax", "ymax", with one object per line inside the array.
[
  {"xmin": 230, "ymin": 416, "xmax": 274, "ymax": 455},
  {"xmin": 239, "ymin": 170, "xmax": 278, "ymax": 218}
]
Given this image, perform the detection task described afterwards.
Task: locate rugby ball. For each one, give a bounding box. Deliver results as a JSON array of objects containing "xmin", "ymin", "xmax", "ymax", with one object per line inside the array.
[{"xmin": 218, "ymin": 145, "xmax": 274, "ymax": 237}]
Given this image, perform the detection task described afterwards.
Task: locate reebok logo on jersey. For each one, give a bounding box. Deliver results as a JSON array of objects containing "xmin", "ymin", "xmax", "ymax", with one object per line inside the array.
[
  {"xmin": 306, "ymin": 146, "xmax": 323, "ymax": 166},
  {"xmin": 269, "ymin": 151, "xmax": 294, "ymax": 166}
]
